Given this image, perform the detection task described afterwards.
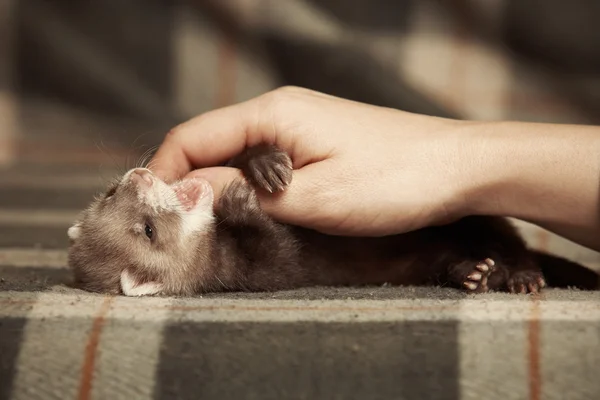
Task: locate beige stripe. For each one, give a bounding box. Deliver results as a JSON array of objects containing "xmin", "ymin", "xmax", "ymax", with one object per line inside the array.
[
  {"xmin": 0, "ymin": 292, "xmax": 458, "ymax": 321},
  {"xmin": 214, "ymin": 30, "xmax": 237, "ymax": 109},
  {"xmin": 0, "ymin": 293, "xmax": 106, "ymax": 319},
  {"xmin": 3, "ymin": 290, "xmax": 600, "ymax": 317},
  {"xmin": 540, "ymin": 306, "xmax": 600, "ymax": 399},
  {"xmin": 260, "ymin": 0, "xmax": 345, "ymax": 42},
  {"xmin": 511, "ymin": 218, "xmax": 600, "ymax": 271},
  {"xmin": 460, "ymin": 298, "xmax": 600, "ymax": 321},
  {"xmin": 397, "ymin": 2, "xmax": 456, "ymax": 110},
  {"xmin": 458, "ymin": 298, "xmax": 600, "ymax": 399},
  {"xmin": 91, "ymin": 297, "xmax": 171, "ymax": 400},
  {"xmin": 216, "ymin": 0, "xmax": 345, "ymax": 43},
  {"xmin": 528, "ymin": 299, "xmax": 541, "ymax": 400},
  {"xmin": 0, "ymin": 173, "xmax": 116, "ymax": 189},
  {"xmin": 538, "ymin": 301, "xmax": 600, "ymax": 319},
  {"xmin": 80, "ymin": 297, "xmax": 113, "ymax": 400},
  {"xmin": 458, "ymin": 299, "xmax": 529, "ymax": 400},
  {"xmin": 0, "ymin": 248, "xmax": 67, "ymax": 268},
  {"xmin": 9, "ymin": 293, "xmax": 104, "ymax": 400},
  {"xmin": 172, "ymin": 4, "xmax": 218, "ymax": 118},
  {"xmin": 3, "ymin": 293, "xmax": 600, "ymax": 322},
  {"xmin": 0, "ymin": 93, "xmax": 17, "ymax": 166},
  {"xmin": 0, "ymin": 292, "xmax": 169, "ymax": 400},
  {"xmin": 0, "ymin": 209, "xmax": 79, "ymax": 226},
  {"xmin": 0, "ymin": 0, "xmax": 17, "ymax": 166}
]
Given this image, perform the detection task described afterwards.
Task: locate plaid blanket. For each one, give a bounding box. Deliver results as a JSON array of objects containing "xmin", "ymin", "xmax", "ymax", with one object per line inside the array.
[
  {"xmin": 2, "ymin": 284, "xmax": 600, "ymax": 400},
  {"xmin": 1, "ymin": 1, "xmax": 600, "ymax": 399}
]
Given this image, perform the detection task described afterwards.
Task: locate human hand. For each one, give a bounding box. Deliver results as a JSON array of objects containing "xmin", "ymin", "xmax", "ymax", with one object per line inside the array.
[{"xmin": 149, "ymin": 86, "xmax": 473, "ymax": 236}]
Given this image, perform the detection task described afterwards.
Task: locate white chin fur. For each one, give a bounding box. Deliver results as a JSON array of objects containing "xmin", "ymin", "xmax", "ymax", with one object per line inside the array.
[{"xmin": 120, "ymin": 270, "xmax": 163, "ymax": 297}]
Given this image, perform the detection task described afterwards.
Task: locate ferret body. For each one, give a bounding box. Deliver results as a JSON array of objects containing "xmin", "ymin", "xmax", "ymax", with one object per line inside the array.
[{"xmin": 67, "ymin": 144, "xmax": 599, "ymax": 296}]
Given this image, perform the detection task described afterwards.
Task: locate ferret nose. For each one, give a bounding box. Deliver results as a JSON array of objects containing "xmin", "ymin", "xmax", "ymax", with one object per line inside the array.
[{"xmin": 130, "ymin": 168, "xmax": 154, "ymax": 188}]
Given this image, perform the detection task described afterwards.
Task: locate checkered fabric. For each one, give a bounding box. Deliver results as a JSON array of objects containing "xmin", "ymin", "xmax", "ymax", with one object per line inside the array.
[{"xmin": 1, "ymin": 1, "xmax": 600, "ymax": 399}]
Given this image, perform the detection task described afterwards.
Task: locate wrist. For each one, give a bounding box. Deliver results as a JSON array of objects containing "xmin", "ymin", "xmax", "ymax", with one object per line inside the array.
[
  {"xmin": 456, "ymin": 119, "xmax": 600, "ymax": 231},
  {"xmin": 453, "ymin": 120, "xmax": 520, "ymax": 218}
]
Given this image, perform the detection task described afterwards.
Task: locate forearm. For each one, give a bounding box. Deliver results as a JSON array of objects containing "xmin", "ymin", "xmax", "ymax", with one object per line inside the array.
[{"xmin": 459, "ymin": 120, "xmax": 600, "ymax": 251}]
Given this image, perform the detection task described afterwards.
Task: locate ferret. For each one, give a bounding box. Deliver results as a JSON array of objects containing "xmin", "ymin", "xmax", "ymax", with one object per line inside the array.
[{"xmin": 66, "ymin": 143, "xmax": 599, "ymax": 296}]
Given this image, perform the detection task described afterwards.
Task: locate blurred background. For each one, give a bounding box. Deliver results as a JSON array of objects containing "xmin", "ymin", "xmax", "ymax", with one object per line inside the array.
[{"xmin": 0, "ymin": 0, "xmax": 599, "ymax": 258}]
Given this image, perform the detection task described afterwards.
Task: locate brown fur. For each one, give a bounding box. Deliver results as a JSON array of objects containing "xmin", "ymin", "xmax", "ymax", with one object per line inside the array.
[{"xmin": 67, "ymin": 144, "xmax": 600, "ymax": 296}]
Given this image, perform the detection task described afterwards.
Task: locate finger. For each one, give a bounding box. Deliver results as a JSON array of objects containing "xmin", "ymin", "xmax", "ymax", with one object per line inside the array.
[
  {"xmin": 188, "ymin": 163, "xmax": 334, "ymax": 230},
  {"xmin": 150, "ymin": 98, "xmax": 268, "ymax": 182},
  {"xmin": 185, "ymin": 167, "xmax": 245, "ymax": 206}
]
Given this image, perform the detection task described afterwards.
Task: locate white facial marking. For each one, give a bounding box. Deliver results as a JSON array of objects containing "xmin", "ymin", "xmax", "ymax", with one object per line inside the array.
[
  {"xmin": 120, "ymin": 270, "xmax": 163, "ymax": 297},
  {"xmin": 67, "ymin": 223, "xmax": 82, "ymax": 241},
  {"xmin": 121, "ymin": 168, "xmax": 215, "ymax": 241},
  {"xmin": 180, "ymin": 202, "xmax": 214, "ymax": 237},
  {"xmin": 142, "ymin": 181, "xmax": 171, "ymax": 211},
  {"xmin": 178, "ymin": 179, "xmax": 214, "ymax": 238},
  {"xmin": 122, "ymin": 168, "xmax": 171, "ymax": 212},
  {"xmin": 142, "ymin": 180, "xmax": 178, "ymax": 212}
]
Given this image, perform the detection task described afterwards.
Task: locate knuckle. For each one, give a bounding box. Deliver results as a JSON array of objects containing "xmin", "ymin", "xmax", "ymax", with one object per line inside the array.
[
  {"xmin": 263, "ymin": 85, "xmax": 307, "ymax": 105},
  {"xmin": 274, "ymin": 85, "xmax": 303, "ymax": 95},
  {"xmin": 166, "ymin": 110, "xmax": 213, "ymax": 142},
  {"xmin": 165, "ymin": 122, "xmax": 188, "ymax": 142},
  {"xmin": 261, "ymin": 88, "xmax": 289, "ymax": 107}
]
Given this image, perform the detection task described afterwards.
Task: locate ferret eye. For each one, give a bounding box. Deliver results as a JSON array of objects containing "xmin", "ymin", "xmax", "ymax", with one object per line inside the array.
[{"xmin": 144, "ymin": 224, "xmax": 153, "ymax": 239}]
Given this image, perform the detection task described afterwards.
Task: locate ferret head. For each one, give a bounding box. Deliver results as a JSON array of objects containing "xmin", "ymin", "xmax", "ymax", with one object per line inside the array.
[{"xmin": 67, "ymin": 168, "xmax": 215, "ymax": 296}]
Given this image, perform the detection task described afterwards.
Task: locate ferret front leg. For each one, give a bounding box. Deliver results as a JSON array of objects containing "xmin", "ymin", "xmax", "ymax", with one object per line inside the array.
[
  {"xmin": 218, "ymin": 142, "xmax": 293, "ymax": 228},
  {"xmin": 228, "ymin": 143, "xmax": 293, "ymax": 193},
  {"xmin": 216, "ymin": 179, "xmax": 275, "ymax": 228}
]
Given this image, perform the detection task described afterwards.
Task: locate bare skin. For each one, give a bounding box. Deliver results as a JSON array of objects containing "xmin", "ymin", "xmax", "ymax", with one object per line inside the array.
[{"xmin": 149, "ymin": 86, "xmax": 600, "ymax": 252}]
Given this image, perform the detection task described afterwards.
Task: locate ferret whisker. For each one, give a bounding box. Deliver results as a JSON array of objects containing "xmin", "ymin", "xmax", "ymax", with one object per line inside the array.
[
  {"xmin": 214, "ymin": 217, "xmax": 230, "ymax": 228},
  {"xmin": 127, "ymin": 132, "xmax": 152, "ymax": 170},
  {"xmin": 141, "ymin": 145, "xmax": 160, "ymax": 168},
  {"xmin": 130, "ymin": 131, "xmax": 150, "ymax": 151},
  {"xmin": 214, "ymin": 275, "xmax": 228, "ymax": 290},
  {"xmin": 144, "ymin": 159, "xmax": 160, "ymax": 171},
  {"xmin": 94, "ymin": 139, "xmax": 121, "ymax": 173},
  {"xmin": 135, "ymin": 146, "xmax": 154, "ymax": 169}
]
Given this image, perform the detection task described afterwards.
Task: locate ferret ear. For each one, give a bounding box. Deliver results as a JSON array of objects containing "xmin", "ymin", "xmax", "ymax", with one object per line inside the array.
[
  {"xmin": 67, "ymin": 222, "xmax": 82, "ymax": 241},
  {"xmin": 120, "ymin": 269, "xmax": 164, "ymax": 297}
]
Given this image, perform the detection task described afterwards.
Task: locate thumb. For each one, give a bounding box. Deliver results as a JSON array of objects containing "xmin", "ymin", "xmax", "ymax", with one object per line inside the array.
[
  {"xmin": 184, "ymin": 166, "xmax": 244, "ymax": 207},
  {"xmin": 185, "ymin": 165, "xmax": 329, "ymax": 229}
]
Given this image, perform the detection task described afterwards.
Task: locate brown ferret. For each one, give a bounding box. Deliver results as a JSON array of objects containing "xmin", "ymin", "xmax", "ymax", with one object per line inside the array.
[{"xmin": 67, "ymin": 144, "xmax": 599, "ymax": 296}]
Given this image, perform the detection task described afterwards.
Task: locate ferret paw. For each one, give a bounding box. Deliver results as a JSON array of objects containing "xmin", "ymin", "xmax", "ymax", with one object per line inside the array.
[
  {"xmin": 508, "ymin": 270, "xmax": 546, "ymax": 294},
  {"xmin": 219, "ymin": 179, "xmax": 261, "ymax": 217},
  {"xmin": 450, "ymin": 258, "xmax": 496, "ymax": 294},
  {"xmin": 231, "ymin": 144, "xmax": 293, "ymax": 193}
]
